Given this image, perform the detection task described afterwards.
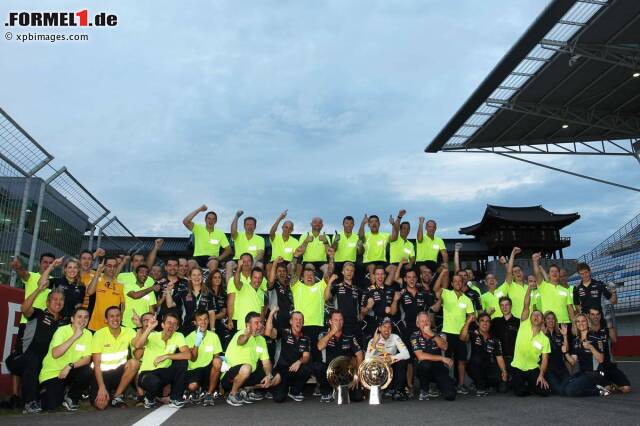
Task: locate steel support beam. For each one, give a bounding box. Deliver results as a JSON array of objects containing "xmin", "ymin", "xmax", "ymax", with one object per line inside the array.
[
  {"xmin": 540, "ymin": 39, "xmax": 640, "ymax": 69},
  {"xmin": 486, "ymin": 98, "xmax": 640, "ymax": 135}
]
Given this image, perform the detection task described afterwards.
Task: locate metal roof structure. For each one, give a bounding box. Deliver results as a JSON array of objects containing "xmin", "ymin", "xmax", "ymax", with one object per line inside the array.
[{"xmin": 425, "ymin": 0, "xmax": 640, "ymax": 189}]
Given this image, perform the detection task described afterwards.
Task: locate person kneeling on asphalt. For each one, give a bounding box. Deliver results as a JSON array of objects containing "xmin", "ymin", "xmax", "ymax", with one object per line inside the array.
[
  {"xmin": 39, "ymin": 307, "xmax": 93, "ymax": 411},
  {"xmin": 411, "ymin": 311, "xmax": 457, "ymax": 401},
  {"xmin": 223, "ymin": 311, "xmax": 280, "ymax": 406},
  {"xmin": 91, "ymin": 305, "xmax": 140, "ymax": 409},
  {"xmin": 264, "ymin": 308, "xmax": 312, "ymax": 402},
  {"xmin": 185, "ymin": 309, "xmax": 223, "ymax": 406},
  {"xmin": 135, "ymin": 312, "xmax": 191, "ymax": 409},
  {"xmin": 365, "ymin": 317, "xmax": 410, "ymax": 401}
]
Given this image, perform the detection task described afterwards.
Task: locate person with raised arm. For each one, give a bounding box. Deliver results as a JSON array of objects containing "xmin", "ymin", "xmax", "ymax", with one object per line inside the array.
[
  {"xmin": 388, "ymin": 210, "xmax": 415, "ymax": 278},
  {"xmin": 38, "ymin": 307, "xmax": 93, "ymax": 412},
  {"xmin": 290, "ymin": 247, "xmax": 335, "ymax": 363},
  {"xmin": 268, "ymin": 209, "xmax": 299, "ymax": 273},
  {"xmin": 433, "ymin": 264, "xmax": 474, "ymax": 395},
  {"xmin": 415, "ymin": 218, "xmax": 448, "ymax": 273},
  {"xmin": 411, "ymin": 311, "xmax": 457, "ymax": 401},
  {"xmin": 88, "ymin": 258, "xmax": 125, "ymax": 332},
  {"xmin": 510, "ymin": 281, "xmax": 551, "ymax": 397},
  {"xmin": 228, "ymin": 210, "xmax": 265, "ymax": 275},
  {"xmin": 136, "ymin": 313, "xmax": 190, "ymax": 409},
  {"xmin": 532, "ymin": 252, "xmax": 575, "ymax": 325},
  {"xmin": 6, "ymin": 280, "xmax": 64, "ymax": 414},
  {"xmin": 183, "ymin": 204, "xmax": 231, "ymax": 268},
  {"xmin": 460, "ymin": 312, "xmax": 508, "ymax": 396},
  {"xmin": 269, "ymin": 256, "xmax": 294, "ymax": 331},
  {"xmin": 227, "ymin": 253, "xmax": 268, "ymax": 331},
  {"xmin": 184, "ymin": 310, "xmax": 223, "ymax": 406},
  {"xmin": 264, "ymin": 308, "xmax": 311, "ymax": 402}
]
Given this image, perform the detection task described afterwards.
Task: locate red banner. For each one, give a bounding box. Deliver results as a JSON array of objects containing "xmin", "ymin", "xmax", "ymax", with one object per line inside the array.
[{"xmin": 0, "ymin": 284, "xmax": 24, "ymax": 396}]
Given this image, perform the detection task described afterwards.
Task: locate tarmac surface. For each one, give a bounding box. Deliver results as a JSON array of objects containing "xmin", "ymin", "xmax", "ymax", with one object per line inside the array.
[{"xmin": 1, "ymin": 362, "xmax": 639, "ymax": 426}]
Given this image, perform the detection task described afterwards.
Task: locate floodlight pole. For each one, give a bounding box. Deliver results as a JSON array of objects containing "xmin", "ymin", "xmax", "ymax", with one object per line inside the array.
[{"xmin": 27, "ymin": 167, "xmax": 66, "ymax": 271}]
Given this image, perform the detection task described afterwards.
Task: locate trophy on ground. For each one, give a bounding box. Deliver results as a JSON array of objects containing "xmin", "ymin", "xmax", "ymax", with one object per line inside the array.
[
  {"xmin": 327, "ymin": 356, "xmax": 357, "ymax": 405},
  {"xmin": 358, "ymin": 357, "xmax": 393, "ymax": 405}
]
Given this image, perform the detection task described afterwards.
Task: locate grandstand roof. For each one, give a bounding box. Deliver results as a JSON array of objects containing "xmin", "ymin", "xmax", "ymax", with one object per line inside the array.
[{"xmin": 426, "ymin": 0, "xmax": 640, "ymax": 156}]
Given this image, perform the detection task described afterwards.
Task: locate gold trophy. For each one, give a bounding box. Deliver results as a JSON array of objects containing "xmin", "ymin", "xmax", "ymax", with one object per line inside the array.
[
  {"xmin": 327, "ymin": 356, "xmax": 357, "ymax": 405},
  {"xmin": 358, "ymin": 356, "xmax": 393, "ymax": 405}
]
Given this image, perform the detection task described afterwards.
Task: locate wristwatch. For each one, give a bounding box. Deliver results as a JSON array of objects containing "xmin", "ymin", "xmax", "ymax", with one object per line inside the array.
[{"xmin": 68, "ymin": 362, "xmax": 75, "ymax": 369}]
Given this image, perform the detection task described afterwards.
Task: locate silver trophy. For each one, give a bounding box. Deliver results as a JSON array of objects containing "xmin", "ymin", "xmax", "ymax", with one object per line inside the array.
[
  {"xmin": 327, "ymin": 356, "xmax": 356, "ymax": 405},
  {"xmin": 358, "ymin": 358, "xmax": 393, "ymax": 405}
]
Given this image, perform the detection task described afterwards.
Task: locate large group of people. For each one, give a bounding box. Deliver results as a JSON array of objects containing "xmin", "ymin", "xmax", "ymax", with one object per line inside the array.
[{"xmin": 4, "ymin": 206, "xmax": 632, "ymax": 414}]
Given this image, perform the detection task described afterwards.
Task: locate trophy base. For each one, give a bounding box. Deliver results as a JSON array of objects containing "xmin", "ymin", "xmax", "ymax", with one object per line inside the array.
[
  {"xmin": 336, "ymin": 385, "xmax": 350, "ymax": 405},
  {"xmin": 369, "ymin": 385, "xmax": 382, "ymax": 405}
]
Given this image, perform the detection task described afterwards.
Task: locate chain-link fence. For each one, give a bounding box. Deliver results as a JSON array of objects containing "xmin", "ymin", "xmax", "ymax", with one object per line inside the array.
[{"xmin": 0, "ymin": 107, "xmax": 139, "ymax": 286}]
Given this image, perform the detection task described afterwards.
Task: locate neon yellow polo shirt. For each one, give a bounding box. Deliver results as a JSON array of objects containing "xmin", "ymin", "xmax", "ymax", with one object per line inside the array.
[
  {"xmin": 506, "ymin": 281, "xmax": 529, "ymax": 318},
  {"xmin": 481, "ymin": 291, "xmax": 500, "ymax": 319},
  {"xmin": 227, "ymin": 276, "xmax": 267, "ymax": 327},
  {"xmin": 389, "ymin": 238, "xmax": 415, "ymax": 264},
  {"xmin": 186, "ymin": 330, "xmax": 223, "ymax": 370},
  {"xmin": 334, "ymin": 232, "xmax": 359, "ymax": 263},
  {"xmin": 292, "ymin": 280, "xmax": 327, "ymax": 326},
  {"xmin": 535, "ymin": 281, "xmax": 573, "ymax": 323},
  {"xmin": 363, "ymin": 232, "xmax": 390, "ymax": 263},
  {"xmin": 298, "ymin": 233, "xmax": 329, "ymax": 263},
  {"xmin": 233, "ymin": 232, "xmax": 265, "ymax": 260},
  {"xmin": 39, "ymin": 325, "xmax": 92, "ymax": 382},
  {"xmin": 225, "ymin": 331, "xmax": 270, "ymax": 372},
  {"xmin": 441, "ymin": 288, "xmax": 474, "ymax": 334},
  {"xmin": 91, "ymin": 326, "xmax": 136, "ymax": 371},
  {"xmin": 139, "ymin": 331, "xmax": 187, "ymax": 373},
  {"xmin": 122, "ymin": 281, "xmax": 157, "ymax": 329},
  {"xmin": 270, "ymin": 234, "xmax": 299, "ymax": 262},
  {"xmin": 416, "ymin": 235, "xmax": 445, "ymax": 262},
  {"xmin": 21, "ymin": 272, "xmax": 50, "ymax": 324},
  {"xmin": 192, "ymin": 224, "xmax": 229, "ymax": 257},
  {"xmin": 511, "ymin": 318, "xmax": 551, "ymax": 371}
]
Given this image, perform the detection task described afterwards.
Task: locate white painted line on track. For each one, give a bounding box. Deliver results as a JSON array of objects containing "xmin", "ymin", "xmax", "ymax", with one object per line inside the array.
[{"xmin": 131, "ymin": 405, "xmax": 180, "ymax": 426}]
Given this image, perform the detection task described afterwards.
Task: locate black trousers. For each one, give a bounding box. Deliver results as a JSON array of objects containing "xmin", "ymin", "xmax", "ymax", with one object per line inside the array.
[
  {"xmin": 138, "ymin": 360, "xmax": 187, "ymax": 401},
  {"xmin": 390, "ymin": 360, "xmax": 408, "ymax": 392},
  {"xmin": 302, "ymin": 326, "xmax": 324, "ymax": 363},
  {"xmin": 5, "ymin": 350, "xmax": 43, "ymax": 403},
  {"xmin": 416, "ymin": 361, "xmax": 456, "ymax": 401},
  {"xmin": 467, "ymin": 357, "xmax": 502, "ymax": 391},
  {"xmin": 40, "ymin": 365, "xmax": 92, "ymax": 410},
  {"xmin": 512, "ymin": 367, "xmax": 551, "ymax": 397},
  {"xmin": 273, "ymin": 364, "xmax": 312, "ymax": 402}
]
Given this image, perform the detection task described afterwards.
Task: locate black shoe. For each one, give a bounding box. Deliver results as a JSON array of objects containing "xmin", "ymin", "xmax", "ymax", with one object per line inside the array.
[{"xmin": 392, "ymin": 391, "xmax": 408, "ymax": 401}]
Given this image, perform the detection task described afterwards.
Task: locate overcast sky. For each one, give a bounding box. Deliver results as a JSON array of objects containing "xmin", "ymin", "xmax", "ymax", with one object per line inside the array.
[{"xmin": 2, "ymin": 0, "xmax": 639, "ymax": 257}]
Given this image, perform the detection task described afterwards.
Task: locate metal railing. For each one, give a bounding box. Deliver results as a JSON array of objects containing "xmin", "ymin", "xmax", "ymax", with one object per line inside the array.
[{"xmin": 0, "ymin": 107, "xmax": 139, "ymax": 286}]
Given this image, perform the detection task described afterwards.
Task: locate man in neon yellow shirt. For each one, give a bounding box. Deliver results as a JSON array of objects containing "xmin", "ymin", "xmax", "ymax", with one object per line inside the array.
[
  {"xmin": 433, "ymin": 265, "xmax": 474, "ymax": 395},
  {"xmin": 91, "ymin": 305, "xmax": 139, "ymax": 410},
  {"xmin": 185, "ymin": 310, "xmax": 223, "ymax": 406},
  {"xmin": 510, "ymin": 282, "xmax": 551, "ymax": 396},
  {"xmin": 480, "ymin": 273, "xmax": 507, "ymax": 319},
  {"xmin": 289, "ymin": 247, "xmax": 335, "ymax": 363},
  {"xmin": 388, "ymin": 210, "xmax": 415, "ymax": 283},
  {"xmin": 415, "ymin": 217, "xmax": 448, "ymax": 273},
  {"xmin": 298, "ymin": 217, "xmax": 331, "ymax": 271},
  {"xmin": 358, "ymin": 213, "xmax": 391, "ymax": 285},
  {"xmin": 135, "ymin": 312, "xmax": 191, "ymax": 409},
  {"xmin": 268, "ymin": 209, "xmax": 299, "ymax": 271},
  {"xmin": 39, "ymin": 307, "xmax": 93, "ymax": 411},
  {"xmin": 183, "ymin": 204, "xmax": 232, "ymax": 269},
  {"xmin": 227, "ymin": 253, "xmax": 268, "ymax": 331},
  {"xmin": 227, "ymin": 211, "xmax": 266, "ymax": 281},
  {"xmin": 222, "ymin": 312, "xmax": 279, "ymax": 406},
  {"xmin": 122, "ymin": 265, "xmax": 157, "ymax": 329},
  {"xmin": 116, "ymin": 239, "xmax": 162, "ymax": 288},
  {"xmin": 532, "ymin": 253, "xmax": 574, "ymax": 324},
  {"xmin": 501, "ymin": 247, "xmax": 530, "ymax": 318},
  {"xmin": 331, "ymin": 215, "xmax": 361, "ymax": 274},
  {"xmin": 11, "ymin": 253, "xmax": 55, "ymax": 324}
]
